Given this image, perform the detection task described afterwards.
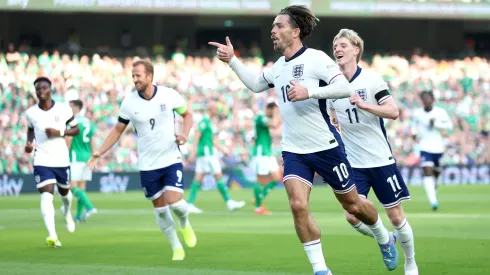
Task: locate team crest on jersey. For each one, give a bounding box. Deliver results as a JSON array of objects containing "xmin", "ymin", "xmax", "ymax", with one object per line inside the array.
[
  {"xmin": 355, "ymin": 88, "xmax": 367, "ymax": 101},
  {"xmin": 54, "ymin": 116, "xmax": 60, "ymax": 122},
  {"xmin": 292, "ymin": 64, "xmax": 304, "ymax": 78},
  {"xmin": 160, "ymin": 104, "xmax": 166, "ymax": 111}
]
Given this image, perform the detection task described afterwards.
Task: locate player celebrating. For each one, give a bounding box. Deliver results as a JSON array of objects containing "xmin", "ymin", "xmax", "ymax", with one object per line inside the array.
[
  {"xmin": 65, "ymin": 100, "xmax": 98, "ymax": 222},
  {"xmin": 251, "ymin": 102, "xmax": 282, "ymax": 215},
  {"xmin": 186, "ymin": 102, "xmax": 246, "ymax": 214},
  {"xmin": 412, "ymin": 91, "xmax": 453, "ymax": 210},
  {"xmin": 25, "ymin": 77, "xmax": 80, "ymax": 248},
  {"xmin": 209, "ymin": 5, "xmax": 398, "ymax": 274},
  {"xmin": 88, "ymin": 60, "xmax": 197, "ymax": 261},
  {"xmin": 329, "ymin": 29, "xmax": 418, "ymax": 275}
]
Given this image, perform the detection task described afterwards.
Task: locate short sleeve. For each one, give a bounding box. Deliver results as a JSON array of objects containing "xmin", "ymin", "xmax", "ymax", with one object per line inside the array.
[
  {"xmin": 26, "ymin": 113, "xmax": 34, "ymax": 129},
  {"xmin": 170, "ymin": 89, "xmax": 187, "ymax": 115},
  {"xmin": 372, "ymin": 75, "xmax": 391, "ymax": 105},
  {"xmin": 118, "ymin": 100, "xmax": 131, "ymax": 125},
  {"xmin": 257, "ymin": 115, "xmax": 269, "ymax": 127},
  {"xmin": 65, "ymin": 105, "xmax": 78, "ymax": 127},
  {"xmin": 313, "ymin": 50, "xmax": 344, "ymax": 85},
  {"xmin": 89, "ymin": 122, "xmax": 97, "ymax": 138}
]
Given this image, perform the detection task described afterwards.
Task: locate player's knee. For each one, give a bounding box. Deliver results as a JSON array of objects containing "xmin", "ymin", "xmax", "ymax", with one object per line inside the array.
[
  {"xmin": 423, "ymin": 167, "xmax": 434, "ymax": 176},
  {"xmin": 344, "ymin": 210, "xmax": 359, "ymax": 225},
  {"xmin": 289, "ymin": 198, "xmax": 308, "ymax": 216},
  {"xmin": 343, "ymin": 201, "xmax": 362, "ymax": 216},
  {"xmin": 386, "ymin": 205, "xmax": 405, "ymax": 226}
]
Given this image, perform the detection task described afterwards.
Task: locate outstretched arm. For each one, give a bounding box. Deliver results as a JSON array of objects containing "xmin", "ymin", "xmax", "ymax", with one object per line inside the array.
[{"xmin": 209, "ymin": 36, "xmax": 271, "ymax": 93}]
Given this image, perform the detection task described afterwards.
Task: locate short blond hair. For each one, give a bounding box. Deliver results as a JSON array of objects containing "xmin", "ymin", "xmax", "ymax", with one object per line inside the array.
[{"xmin": 333, "ymin": 29, "xmax": 364, "ymax": 63}]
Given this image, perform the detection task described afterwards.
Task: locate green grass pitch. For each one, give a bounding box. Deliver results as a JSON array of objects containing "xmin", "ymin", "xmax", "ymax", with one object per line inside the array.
[{"xmin": 1, "ymin": 185, "xmax": 489, "ymax": 275}]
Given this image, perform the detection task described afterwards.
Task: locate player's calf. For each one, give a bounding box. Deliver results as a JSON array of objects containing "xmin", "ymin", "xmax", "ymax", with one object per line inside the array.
[
  {"xmin": 386, "ymin": 205, "xmax": 418, "ymax": 274},
  {"xmin": 344, "ymin": 210, "xmax": 374, "ymax": 238}
]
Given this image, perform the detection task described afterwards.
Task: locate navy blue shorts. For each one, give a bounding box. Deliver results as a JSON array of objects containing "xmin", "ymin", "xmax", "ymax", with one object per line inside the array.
[
  {"xmin": 353, "ymin": 163, "xmax": 410, "ymax": 208},
  {"xmin": 420, "ymin": 151, "xmax": 443, "ymax": 169},
  {"xmin": 139, "ymin": 163, "xmax": 184, "ymax": 200},
  {"xmin": 282, "ymin": 145, "xmax": 356, "ymax": 194},
  {"xmin": 33, "ymin": 166, "xmax": 71, "ymax": 189}
]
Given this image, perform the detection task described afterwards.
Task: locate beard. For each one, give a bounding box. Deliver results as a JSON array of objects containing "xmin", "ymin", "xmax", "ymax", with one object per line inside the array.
[{"xmin": 135, "ymin": 82, "xmax": 148, "ymax": 93}]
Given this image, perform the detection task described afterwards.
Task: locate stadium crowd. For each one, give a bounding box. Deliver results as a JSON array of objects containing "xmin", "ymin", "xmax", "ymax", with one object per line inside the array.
[{"xmin": 0, "ymin": 46, "xmax": 488, "ymax": 174}]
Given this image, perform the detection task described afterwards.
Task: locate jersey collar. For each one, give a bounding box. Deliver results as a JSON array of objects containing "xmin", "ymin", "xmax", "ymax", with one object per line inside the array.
[
  {"xmin": 285, "ymin": 46, "xmax": 308, "ymax": 62},
  {"xmin": 38, "ymin": 100, "xmax": 55, "ymax": 111},
  {"xmin": 137, "ymin": 85, "xmax": 158, "ymax": 101},
  {"xmin": 349, "ymin": 66, "xmax": 362, "ymax": 83}
]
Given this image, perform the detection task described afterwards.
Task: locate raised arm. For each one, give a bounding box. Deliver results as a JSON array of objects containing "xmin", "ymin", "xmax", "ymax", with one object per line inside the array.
[{"xmin": 209, "ymin": 36, "xmax": 272, "ymax": 93}]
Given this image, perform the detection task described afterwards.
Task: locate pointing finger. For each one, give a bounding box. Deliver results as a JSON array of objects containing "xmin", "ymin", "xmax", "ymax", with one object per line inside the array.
[
  {"xmin": 226, "ymin": 36, "xmax": 232, "ymax": 46},
  {"xmin": 208, "ymin": 42, "xmax": 225, "ymax": 48}
]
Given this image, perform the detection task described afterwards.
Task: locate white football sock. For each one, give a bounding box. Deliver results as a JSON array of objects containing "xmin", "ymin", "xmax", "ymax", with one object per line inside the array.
[
  {"xmin": 170, "ymin": 199, "xmax": 190, "ymax": 228},
  {"xmin": 366, "ymin": 215, "xmax": 390, "ymax": 244},
  {"xmin": 303, "ymin": 240, "xmax": 328, "ymax": 273},
  {"xmin": 394, "ymin": 219, "xmax": 418, "ymax": 271},
  {"xmin": 155, "ymin": 206, "xmax": 183, "ymax": 250},
  {"xmin": 423, "ymin": 176, "xmax": 438, "ymax": 205},
  {"xmin": 353, "ymin": 222, "xmax": 374, "ymax": 238},
  {"xmin": 60, "ymin": 190, "xmax": 73, "ymax": 217},
  {"xmin": 40, "ymin": 192, "xmax": 58, "ymax": 240}
]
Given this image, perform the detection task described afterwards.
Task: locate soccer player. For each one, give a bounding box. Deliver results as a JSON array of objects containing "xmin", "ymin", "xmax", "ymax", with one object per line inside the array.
[
  {"xmin": 250, "ymin": 102, "xmax": 282, "ymax": 215},
  {"xmin": 412, "ymin": 91, "xmax": 453, "ymax": 210},
  {"xmin": 209, "ymin": 5, "xmax": 398, "ymax": 274},
  {"xmin": 25, "ymin": 76, "xmax": 80, "ymax": 248},
  {"xmin": 65, "ymin": 99, "xmax": 98, "ymax": 222},
  {"xmin": 186, "ymin": 102, "xmax": 246, "ymax": 214},
  {"xmin": 88, "ymin": 60, "xmax": 197, "ymax": 261},
  {"xmin": 329, "ymin": 29, "xmax": 418, "ymax": 275}
]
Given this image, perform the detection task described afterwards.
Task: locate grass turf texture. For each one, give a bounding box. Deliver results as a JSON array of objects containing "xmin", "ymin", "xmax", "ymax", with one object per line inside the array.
[{"xmin": 0, "ymin": 185, "xmax": 489, "ymax": 275}]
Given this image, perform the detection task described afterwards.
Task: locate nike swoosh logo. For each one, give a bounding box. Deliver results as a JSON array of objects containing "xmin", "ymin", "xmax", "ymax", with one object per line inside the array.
[
  {"xmin": 275, "ymin": 75, "xmax": 280, "ymax": 78},
  {"xmin": 135, "ymin": 112, "xmax": 140, "ymax": 114},
  {"xmin": 342, "ymin": 180, "xmax": 350, "ymax": 188},
  {"xmin": 332, "ymin": 99, "xmax": 338, "ymax": 102},
  {"xmin": 401, "ymin": 238, "xmax": 412, "ymax": 244},
  {"xmin": 176, "ymin": 183, "xmax": 183, "ymax": 187},
  {"xmin": 395, "ymin": 191, "xmax": 403, "ymax": 198}
]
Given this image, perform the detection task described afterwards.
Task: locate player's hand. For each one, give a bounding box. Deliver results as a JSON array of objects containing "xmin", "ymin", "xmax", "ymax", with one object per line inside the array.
[
  {"xmin": 175, "ymin": 134, "xmax": 188, "ymax": 145},
  {"xmin": 350, "ymin": 93, "xmax": 367, "ymax": 109},
  {"xmin": 429, "ymin": 119, "xmax": 435, "ymax": 128},
  {"xmin": 45, "ymin": 128, "xmax": 60, "ymax": 137},
  {"xmin": 208, "ymin": 36, "xmax": 235, "ymax": 63},
  {"xmin": 287, "ymin": 80, "xmax": 309, "ymax": 102},
  {"xmin": 25, "ymin": 142, "xmax": 34, "ymax": 154},
  {"xmin": 88, "ymin": 152, "xmax": 101, "ymax": 170}
]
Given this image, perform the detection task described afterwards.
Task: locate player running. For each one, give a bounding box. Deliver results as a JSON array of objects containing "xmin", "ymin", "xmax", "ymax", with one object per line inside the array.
[
  {"xmin": 329, "ymin": 29, "xmax": 418, "ymax": 275},
  {"xmin": 88, "ymin": 60, "xmax": 197, "ymax": 261},
  {"xmin": 250, "ymin": 102, "xmax": 282, "ymax": 215},
  {"xmin": 412, "ymin": 91, "xmax": 453, "ymax": 210},
  {"xmin": 209, "ymin": 5, "xmax": 398, "ymax": 274},
  {"xmin": 186, "ymin": 102, "xmax": 245, "ymax": 214},
  {"xmin": 65, "ymin": 100, "xmax": 98, "ymax": 223},
  {"xmin": 25, "ymin": 77, "xmax": 80, "ymax": 248}
]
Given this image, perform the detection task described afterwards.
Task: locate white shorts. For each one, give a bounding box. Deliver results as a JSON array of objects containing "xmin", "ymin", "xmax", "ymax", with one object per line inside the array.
[
  {"xmin": 250, "ymin": 156, "xmax": 280, "ymax": 176},
  {"xmin": 70, "ymin": 162, "xmax": 93, "ymax": 181},
  {"xmin": 195, "ymin": 156, "xmax": 222, "ymax": 175}
]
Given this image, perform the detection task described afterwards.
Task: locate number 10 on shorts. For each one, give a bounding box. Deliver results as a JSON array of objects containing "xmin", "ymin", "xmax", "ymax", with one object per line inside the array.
[{"xmin": 333, "ymin": 163, "xmax": 349, "ymax": 182}]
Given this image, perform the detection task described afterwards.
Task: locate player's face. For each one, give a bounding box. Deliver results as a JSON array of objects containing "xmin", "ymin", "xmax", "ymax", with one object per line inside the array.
[
  {"xmin": 132, "ymin": 64, "xmax": 152, "ymax": 92},
  {"xmin": 35, "ymin": 82, "xmax": 51, "ymax": 101},
  {"xmin": 265, "ymin": 106, "xmax": 275, "ymax": 118},
  {"xmin": 271, "ymin": 15, "xmax": 297, "ymax": 52},
  {"xmin": 333, "ymin": 37, "xmax": 359, "ymax": 66},
  {"xmin": 421, "ymin": 94, "xmax": 434, "ymax": 109}
]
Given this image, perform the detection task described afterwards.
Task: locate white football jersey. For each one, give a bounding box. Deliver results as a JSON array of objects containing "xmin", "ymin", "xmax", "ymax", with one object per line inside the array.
[
  {"xmin": 26, "ymin": 102, "xmax": 78, "ymax": 167},
  {"xmin": 119, "ymin": 86, "xmax": 185, "ymax": 171},
  {"xmin": 329, "ymin": 67, "xmax": 395, "ymax": 168},
  {"xmin": 262, "ymin": 46, "xmax": 347, "ymax": 154},
  {"xmin": 412, "ymin": 106, "xmax": 453, "ymax": 154}
]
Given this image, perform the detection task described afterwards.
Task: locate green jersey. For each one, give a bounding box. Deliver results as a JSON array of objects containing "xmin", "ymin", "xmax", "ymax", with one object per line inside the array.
[
  {"xmin": 196, "ymin": 116, "xmax": 215, "ymax": 157},
  {"xmin": 70, "ymin": 115, "xmax": 96, "ymax": 162},
  {"xmin": 253, "ymin": 114, "xmax": 272, "ymax": 157}
]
